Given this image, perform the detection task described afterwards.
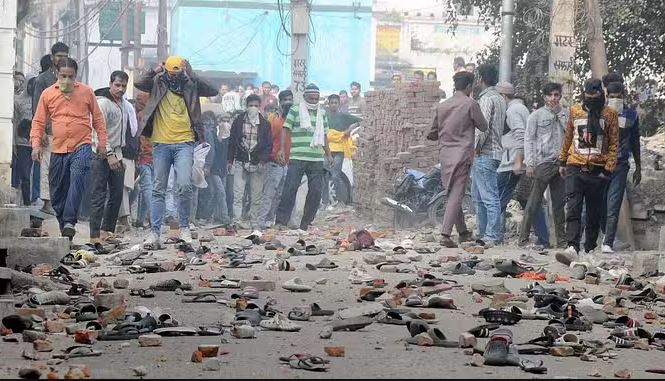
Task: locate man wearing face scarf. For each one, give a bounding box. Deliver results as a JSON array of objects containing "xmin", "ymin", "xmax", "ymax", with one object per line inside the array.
[
  {"xmin": 256, "ymin": 90, "xmax": 293, "ymax": 229},
  {"xmin": 598, "ymin": 79, "xmax": 641, "ymax": 253},
  {"xmin": 134, "ymin": 55, "xmax": 218, "ymax": 247},
  {"xmin": 558, "ymin": 78, "xmax": 619, "ymax": 257},
  {"xmin": 228, "ymin": 94, "xmax": 272, "ymax": 226},
  {"xmin": 275, "ymin": 83, "xmax": 332, "ymax": 231}
]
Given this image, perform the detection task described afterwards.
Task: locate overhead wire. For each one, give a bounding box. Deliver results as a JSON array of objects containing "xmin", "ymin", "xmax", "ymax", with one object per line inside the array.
[
  {"xmin": 78, "ymin": 0, "xmax": 133, "ymax": 65},
  {"xmin": 24, "ymin": 0, "xmax": 110, "ymax": 39}
]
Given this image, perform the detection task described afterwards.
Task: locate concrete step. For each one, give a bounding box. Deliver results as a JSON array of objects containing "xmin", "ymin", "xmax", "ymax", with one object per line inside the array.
[{"xmin": 0, "ymin": 237, "xmax": 69, "ymax": 269}]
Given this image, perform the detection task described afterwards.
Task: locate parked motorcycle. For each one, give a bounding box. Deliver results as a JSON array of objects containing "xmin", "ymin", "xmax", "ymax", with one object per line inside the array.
[{"xmin": 381, "ymin": 164, "xmax": 474, "ymax": 226}]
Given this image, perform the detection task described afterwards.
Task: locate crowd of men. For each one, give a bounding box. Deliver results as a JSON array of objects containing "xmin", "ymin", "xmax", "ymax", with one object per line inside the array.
[
  {"xmin": 12, "ymin": 43, "xmax": 640, "ymax": 257},
  {"xmin": 429, "ymin": 62, "xmax": 640, "ymax": 257},
  {"xmin": 11, "ymin": 42, "xmax": 368, "ymax": 248}
]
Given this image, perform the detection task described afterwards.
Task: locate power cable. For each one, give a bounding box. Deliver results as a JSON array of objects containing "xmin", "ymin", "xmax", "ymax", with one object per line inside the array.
[
  {"xmin": 79, "ymin": 0, "xmax": 133, "ymax": 64},
  {"xmin": 24, "ymin": 0, "xmax": 110, "ymax": 39}
]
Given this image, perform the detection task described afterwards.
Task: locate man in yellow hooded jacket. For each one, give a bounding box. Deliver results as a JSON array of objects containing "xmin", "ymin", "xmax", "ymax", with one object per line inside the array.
[{"xmin": 323, "ymin": 94, "xmax": 360, "ymax": 206}]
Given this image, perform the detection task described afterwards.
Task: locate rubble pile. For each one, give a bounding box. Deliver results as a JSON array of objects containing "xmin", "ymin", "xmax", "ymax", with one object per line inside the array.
[{"xmin": 354, "ymin": 81, "xmax": 444, "ymax": 223}]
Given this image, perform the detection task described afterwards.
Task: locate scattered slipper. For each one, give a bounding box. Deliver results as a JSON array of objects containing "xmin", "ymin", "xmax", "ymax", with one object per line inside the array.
[
  {"xmin": 52, "ymin": 345, "xmax": 103, "ymax": 359},
  {"xmin": 310, "ymin": 303, "xmax": 334, "ymax": 316},
  {"xmin": 479, "ymin": 308, "xmax": 522, "ymax": 325},
  {"xmin": 520, "ymin": 359, "xmax": 547, "ymax": 374},
  {"xmin": 331, "ymin": 316, "xmax": 374, "ymax": 331},
  {"xmin": 150, "ymin": 279, "xmax": 192, "ymax": 292},
  {"xmin": 282, "ymin": 278, "xmax": 312, "ymax": 292},
  {"xmin": 467, "ymin": 323, "xmax": 501, "ymax": 338},
  {"xmin": 182, "ymin": 293, "xmax": 218, "ymax": 303},
  {"xmin": 260, "ymin": 314, "xmax": 302, "ymax": 332}
]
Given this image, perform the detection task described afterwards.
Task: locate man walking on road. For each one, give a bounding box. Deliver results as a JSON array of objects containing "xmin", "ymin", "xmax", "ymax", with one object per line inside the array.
[
  {"xmin": 519, "ymin": 82, "xmax": 568, "ymax": 248},
  {"xmin": 559, "ymin": 79, "xmax": 619, "ymax": 256},
  {"xmin": 227, "ymin": 94, "xmax": 273, "ymax": 226},
  {"xmin": 427, "ymin": 71, "xmax": 487, "ymax": 248},
  {"xmin": 32, "ymin": 42, "xmax": 70, "ymax": 216},
  {"xmin": 31, "ymin": 58, "xmax": 107, "ymax": 239},
  {"xmin": 257, "ymin": 90, "xmax": 293, "ymax": 230},
  {"xmin": 89, "ymin": 70, "xmax": 131, "ymax": 244},
  {"xmin": 600, "ymin": 80, "xmax": 641, "ymax": 253},
  {"xmin": 134, "ymin": 56, "xmax": 217, "ymax": 247},
  {"xmin": 495, "ymin": 82, "xmax": 532, "ymax": 244},
  {"xmin": 275, "ymin": 84, "xmax": 332, "ymax": 231},
  {"xmin": 472, "ymin": 64, "xmax": 505, "ymax": 246}
]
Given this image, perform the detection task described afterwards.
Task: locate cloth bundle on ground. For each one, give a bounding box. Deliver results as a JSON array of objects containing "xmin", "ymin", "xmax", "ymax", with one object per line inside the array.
[{"xmin": 347, "ymin": 229, "xmax": 375, "ymax": 251}]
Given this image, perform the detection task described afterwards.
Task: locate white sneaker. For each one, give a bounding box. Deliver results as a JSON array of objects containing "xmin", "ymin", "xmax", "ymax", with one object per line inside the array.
[
  {"xmin": 143, "ymin": 232, "xmax": 161, "ymax": 248},
  {"xmin": 181, "ymin": 227, "xmax": 193, "ymax": 244},
  {"xmin": 564, "ymin": 246, "xmax": 578, "ymax": 256},
  {"xmin": 601, "ymin": 244, "xmax": 614, "ymax": 254}
]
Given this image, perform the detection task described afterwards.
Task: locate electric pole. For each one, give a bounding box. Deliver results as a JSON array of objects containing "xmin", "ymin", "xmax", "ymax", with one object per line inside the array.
[
  {"xmin": 157, "ymin": 0, "xmax": 168, "ymax": 62},
  {"xmin": 78, "ymin": 0, "xmax": 88, "ymax": 82},
  {"xmin": 133, "ymin": 0, "xmax": 142, "ymax": 70},
  {"xmin": 290, "ymin": 0, "xmax": 310, "ymax": 100},
  {"xmin": 498, "ymin": 0, "xmax": 514, "ymax": 83},
  {"xmin": 584, "ymin": 0, "xmax": 608, "ymax": 78},
  {"xmin": 120, "ymin": 0, "xmax": 130, "ymax": 71}
]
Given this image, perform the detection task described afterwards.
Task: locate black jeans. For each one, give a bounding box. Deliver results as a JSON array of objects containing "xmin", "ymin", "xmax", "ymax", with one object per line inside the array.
[
  {"xmin": 89, "ymin": 157, "xmax": 125, "ymax": 238},
  {"xmin": 564, "ymin": 165, "xmax": 609, "ymax": 253},
  {"xmin": 14, "ymin": 146, "xmax": 33, "ymax": 206},
  {"xmin": 275, "ymin": 159, "xmax": 324, "ymax": 230}
]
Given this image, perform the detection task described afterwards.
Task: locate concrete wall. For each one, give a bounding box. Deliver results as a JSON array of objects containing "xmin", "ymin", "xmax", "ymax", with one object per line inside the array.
[{"xmin": 0, "ymin": 0, "xmax": 18, "ymax": 204}]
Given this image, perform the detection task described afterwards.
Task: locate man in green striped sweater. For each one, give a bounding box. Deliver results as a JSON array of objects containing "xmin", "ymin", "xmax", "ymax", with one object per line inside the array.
[{"xmin": 275, "ymin": 84, "xmax": 332, "ymax": 230}]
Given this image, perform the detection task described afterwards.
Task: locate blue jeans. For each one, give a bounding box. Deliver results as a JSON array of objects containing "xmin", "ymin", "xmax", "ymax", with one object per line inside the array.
[
  {"xmin": 49, "ymin": 144, "xmax": 92, "ymax": 231},
  {"xmin": 151, "ymin": 142, "xmax": 194, "ymax": 235},
  {"xmin": 203, "ymin": 174, "xmax": 230, "ymax": 224},
  {"xmin": 321, "ymin": 152, "xmax": 345, "ymax": 205},
  {"xmin": 471, "ymin": 155, "xmax": 502, "ymax": 242},
  {"xmin": 497, "ymin": 171, "xmax": 549, "ymax": 246},
  {"xmin": 601, "ymin": 161, "xmax": 629, "ymax": 247},
  {"xmin": 137, "ymin": 163, "xmax": 153, "ymax": 226},
  {"xmin": 257, "ymin": 162, "xmax": 287, "ymax": 228}
]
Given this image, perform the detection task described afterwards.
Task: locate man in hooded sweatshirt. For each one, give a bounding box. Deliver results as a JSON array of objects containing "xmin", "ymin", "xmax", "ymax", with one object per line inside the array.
[
  {"xmin": 89, "ymin": 70, "xmax": 131, "ymax": 244},
  {"xmin": 559, "ymin": 78, "xmax": 619, "ymax": 257}
]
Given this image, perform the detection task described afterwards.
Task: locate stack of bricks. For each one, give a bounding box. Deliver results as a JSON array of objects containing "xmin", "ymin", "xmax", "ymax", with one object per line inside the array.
[{"xmin": 354, "ymin": 81, "xmax": 444, "ymax": 223}]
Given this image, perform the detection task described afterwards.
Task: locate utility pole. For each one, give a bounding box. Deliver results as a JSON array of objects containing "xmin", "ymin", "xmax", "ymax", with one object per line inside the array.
[
  {"xmin": 120, "ymin": 0, "xmax": 130, "ymax": 71},
  {"xmin": 133, "ymin": 0, "xmax": 142, "ymax": 70},
  {"xmin": 584, "ymin": 0, "xmax": 608, "ymax": 78},
  {"xmin": 78, "ymin": 0, "xmax": 88, "ymax": 82},
  {"xmin": 157, "ymin": 0, "xmax": 168, "ymax": 62},
  {"xmin": 498, "ymin": 0, "xmax": 514, "ymax": 83},
  {"xmin": 290, "ymin": 0, "xmax": 310, "ymax": 100}
]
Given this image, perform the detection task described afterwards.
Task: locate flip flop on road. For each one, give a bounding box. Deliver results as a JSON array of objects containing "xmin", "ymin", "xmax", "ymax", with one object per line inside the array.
[
  {"xmin": 182, "ymin": 293, "xmax": 219, "ymax": 303},
  {"xmin": 52, "ymin": 345, "xmax": 103, "ymax": 359},
  {"xmin": 149, "ymin": 279, "xmax": 192, "ymax": 292},
  {"xmin": 130, "ymin": 288, "xmax": 155, "ymax": 298},
  {"xmin": 406, "ymin": 328, "xmax": 458, "ymax": 347},
  {"xmin": 520, "ymin": 359, "xmax": 547, "ymax": 374},
  {"xmin": 479, "ymin": 308, "xmax": 522, "ymax": 325},
  {"xmin": 310, "ymin": 303, "xmax": 334, "ymax": 316},
  {"xmin": 331, "ymin": 316, "xmax": 374, "ymax": 332},
  {"xmin": 483, "ymin": 328, "xmax": 520, "ymax": 366},
  {"xmin": 467, "ymin": 323, "xmax": 501, "ymax": 338}
]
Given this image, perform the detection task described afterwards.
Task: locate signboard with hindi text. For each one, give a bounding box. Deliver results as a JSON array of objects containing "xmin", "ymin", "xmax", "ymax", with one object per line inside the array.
[{"xmin": 549, "ymin": 0, "xmax": 576, "ymax": 105}]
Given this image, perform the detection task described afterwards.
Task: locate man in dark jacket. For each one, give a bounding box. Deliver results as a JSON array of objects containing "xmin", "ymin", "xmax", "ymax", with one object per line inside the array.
[
  {"xmin": 32, "ymin": 42, "xmax": 69, "ymax": 216},
  {"xmin": 199, "ymin": 107, "xmax": 231, "ymax": 225},
  {"xmin": 133, "ymin": 55, "xmax": 217, "ymax": 247},
  {"xmin": 227, "ymin": 94, "xmax": 272, "ymax": 226}
]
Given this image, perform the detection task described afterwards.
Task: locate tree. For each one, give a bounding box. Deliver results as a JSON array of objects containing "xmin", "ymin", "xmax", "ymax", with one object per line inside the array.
[{"xmin": 448, "ymin": 0, "xmax": 665, "ymax": 133}]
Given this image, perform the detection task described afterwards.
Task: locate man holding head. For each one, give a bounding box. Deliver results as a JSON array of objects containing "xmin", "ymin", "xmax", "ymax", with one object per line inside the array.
[{"xmin": 134, "ymin": 55, "xmax": 218, "ymax": 247}]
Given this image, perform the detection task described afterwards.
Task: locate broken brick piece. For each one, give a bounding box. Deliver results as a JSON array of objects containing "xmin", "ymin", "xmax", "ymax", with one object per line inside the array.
[
  {"xmin": 191, "ymin": 350, "xmax": 203, "ymax": 363},
  {"xmin": 198, "ymin": 345, "xmax": 219, "ymax": 357},
  {"xmin": 74, "ymin": 330, "xmax": 97, "ymax": 345},
  {"xmin": 324, "ymin": 346, "xmax": 345, "ymax": 357}
]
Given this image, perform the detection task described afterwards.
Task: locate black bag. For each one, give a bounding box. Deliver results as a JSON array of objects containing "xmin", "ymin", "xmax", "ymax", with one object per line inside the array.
[{"xmin": 121, "ymin": 121, "xmax": 139, "ymax": 160}]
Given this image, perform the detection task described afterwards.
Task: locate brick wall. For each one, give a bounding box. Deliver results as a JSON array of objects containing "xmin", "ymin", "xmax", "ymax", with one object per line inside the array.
[{"xmin": 353, "ymin": 81, "xmax": 444, "ymax": 222}]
